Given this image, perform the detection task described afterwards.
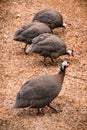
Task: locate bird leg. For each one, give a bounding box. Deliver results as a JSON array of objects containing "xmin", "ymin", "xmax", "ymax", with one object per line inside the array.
[
  {"xmin": 51, "ymin": 30, "xmax": 53, "ymax": 34},
  {"xmin": 43, "ymin": 57, "xmax": 48, "ymax": 66},
  {"xmin": 36, "ymin": 108, "xmax": 44, "ymax": 115},
  {"xmin": 50, "ymin": 57, "xmax": 54, "ymax": 63},
  {"xmin": 47, "ymin": 104, "xmax": 62, "ymax": 113},
  {"xmin": 24, "ymin": 44, "xmax": 28, "ymax": 53},
  {"xmin": 43, "ymin": 57, "xmax": 55, "ymax": 66},
  {"xmin": 50, "ymin": 57, "xmax": 56, "ymax": 66}
]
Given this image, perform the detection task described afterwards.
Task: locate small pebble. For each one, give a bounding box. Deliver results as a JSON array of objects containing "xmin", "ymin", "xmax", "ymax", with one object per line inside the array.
[
  {"xmin": 75, "ymin": 33, "xmax": 79, "ymax": 38},
  {"xmin": 16, "ymin": 14, "xmax": 21, "ymax": 18},
  {"xmin": 13, "ymin": 2, "xmax": 18, "ymax": 5},
  {"xmin": 4, "ymin": 35, "xmax": 8, "ymax": 39}
]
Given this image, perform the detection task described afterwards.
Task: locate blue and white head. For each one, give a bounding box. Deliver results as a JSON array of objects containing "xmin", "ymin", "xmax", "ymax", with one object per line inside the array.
[
  {"xmin": 66, "ymin": 50, "xmax": 74, "ymax": 56},
  {"xmin": 61, "ymin": 60, "xmax": 70, "ymax": 72}
]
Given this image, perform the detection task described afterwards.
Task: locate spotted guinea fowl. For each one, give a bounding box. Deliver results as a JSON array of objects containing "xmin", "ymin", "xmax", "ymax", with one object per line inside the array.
[
  {"xmin": 14, "ymin": 60, "xmax": 70, "ymax": 114},
  {"xmin": 32, "ymin": 9, "xmax": 66, "ymax": 30},
  {"xmin": 12, "ymin": 22, "xmax": 52, "ymax": 51},
  {"xmin": 25, "ymin": 33, "xmax": 73, "ymax": 65}
]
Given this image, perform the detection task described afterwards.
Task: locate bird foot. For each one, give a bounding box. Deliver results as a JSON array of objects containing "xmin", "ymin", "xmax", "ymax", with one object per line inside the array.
[
  {"xmin": 36, "ymin": 111, "xmax": 44, "ymax": 115},
  {"xmin": 54, "ymin": 109, "xmax": 62, "ymax": 113},
  {"xmin": 21, "ymin": 47, "xmax": 27, "ymax": 54},
  {"xmin": 50, "ymin": 62, "xmax": 56, "ymax": 66},
  {"xmin": 47, "ymin": 104, "xmax": 62, "ymax": 113},
  {"xmin": 41, "ymin": 60, "xmax": 48, "ymax": 66},
  {"xmin": 43, "ymin": 61, "xmax": 56, "ymax": 66},
  {"xmin": 43, "ymin": 62, "xmax": 48, "ymax": 66}
]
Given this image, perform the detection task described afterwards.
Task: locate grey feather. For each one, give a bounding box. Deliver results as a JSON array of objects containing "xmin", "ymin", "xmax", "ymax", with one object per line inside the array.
[
  {"xmin": 33, "ymin": 9, "xmax": 64, "ymax": 29},
  {"xmin": 25, "ymin": 33, "xmax": 66, "ymax": 61},
  {"xmin": 14, "ymin": 61, "xmax": 70, "ymax": 110},
  {"xmin": 12, "ymin": 22, "xmax": 52, "ymax": 44}
]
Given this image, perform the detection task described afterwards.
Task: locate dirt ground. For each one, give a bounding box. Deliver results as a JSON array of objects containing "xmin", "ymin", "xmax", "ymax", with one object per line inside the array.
[{"xmin": 0, "ymin": 0, "xmax": 87, "ymax": 130}]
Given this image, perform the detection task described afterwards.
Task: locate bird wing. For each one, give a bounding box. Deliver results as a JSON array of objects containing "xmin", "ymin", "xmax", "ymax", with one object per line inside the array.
[
  {"xmin": 33, "ymin": 9, "xmax": 57, "ymax": 23},
  {"xmin": 32, "ymin": 33, "xmax": 50, "ymax": 44},
  {"xmin": 17, "ymin": 74, "xmax": 59, "ymax": 100},
  {"xmin": 32, "ymin": 39, "xmax": 65, "ymax": 53},
  {"xmin": 13, "ymin": 23, "xmax": 32, "ymax": 38}
]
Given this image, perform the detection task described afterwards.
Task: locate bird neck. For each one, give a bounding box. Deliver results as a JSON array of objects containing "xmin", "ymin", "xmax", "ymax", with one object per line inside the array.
[
  {"xmin": 65, "ymin": 51, "xmax": 69, "ymax": 55},
  {"xmin": 58, "ymin": 66, "xmax": 66, "ymax": 75},
  {"xmin": 57, "ymin": 68, "xmax": 66, "ymax": 84}
]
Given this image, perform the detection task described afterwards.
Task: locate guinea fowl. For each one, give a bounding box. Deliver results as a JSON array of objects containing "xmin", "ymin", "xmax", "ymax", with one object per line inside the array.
[
  {"xmin": 25, "ymin": 33, "xmax": 73, "ymax": 65},
  {"xmin": 32, "ymin": 9, "xmax": 66, "ymax": 30},
  {"xmin": 12, "ymin": 22, "xmax": 52, "ymax": 51},
  {"xmin": 14, "ymin": 60, "xmax": 70, "ymax": 115}
]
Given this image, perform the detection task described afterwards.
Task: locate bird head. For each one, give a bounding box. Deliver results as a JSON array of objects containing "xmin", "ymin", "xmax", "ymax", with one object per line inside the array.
[
  {"xmin": 62, "ymin": 23, "xmax": 67, "ymax": 28},
  {"xmin": 61, "ymin": 60, "xmax": 70, "ymax": 71},
  {"xmin": 66, "ymin": 50, "xmax": 74, "ymax": 56}
]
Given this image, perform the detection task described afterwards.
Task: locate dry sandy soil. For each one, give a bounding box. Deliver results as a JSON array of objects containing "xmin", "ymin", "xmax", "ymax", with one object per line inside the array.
[{"xmin": 0, "ymin": 0, "xmax": 87, "ymax": 130}]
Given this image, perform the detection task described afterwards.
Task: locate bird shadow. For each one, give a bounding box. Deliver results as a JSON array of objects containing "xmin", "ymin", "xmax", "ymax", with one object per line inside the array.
[
  {"xmin": 15, "ymin": 103, "xmax": 62, "ymax": 118},
  {"xmin": 38, "ymin": 58, "xmax": 63, "ymax": 67}
]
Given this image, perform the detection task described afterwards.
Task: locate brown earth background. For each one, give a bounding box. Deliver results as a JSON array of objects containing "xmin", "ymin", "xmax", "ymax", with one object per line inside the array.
[{"xmin": 0, "ymin": 0, "xmax": 87, "ymax": 130}]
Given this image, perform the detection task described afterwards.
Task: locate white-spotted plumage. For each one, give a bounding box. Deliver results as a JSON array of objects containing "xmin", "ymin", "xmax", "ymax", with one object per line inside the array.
[{"xmin": 14, "ymin": 60, "xmax": 70, "ymax": 114}]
